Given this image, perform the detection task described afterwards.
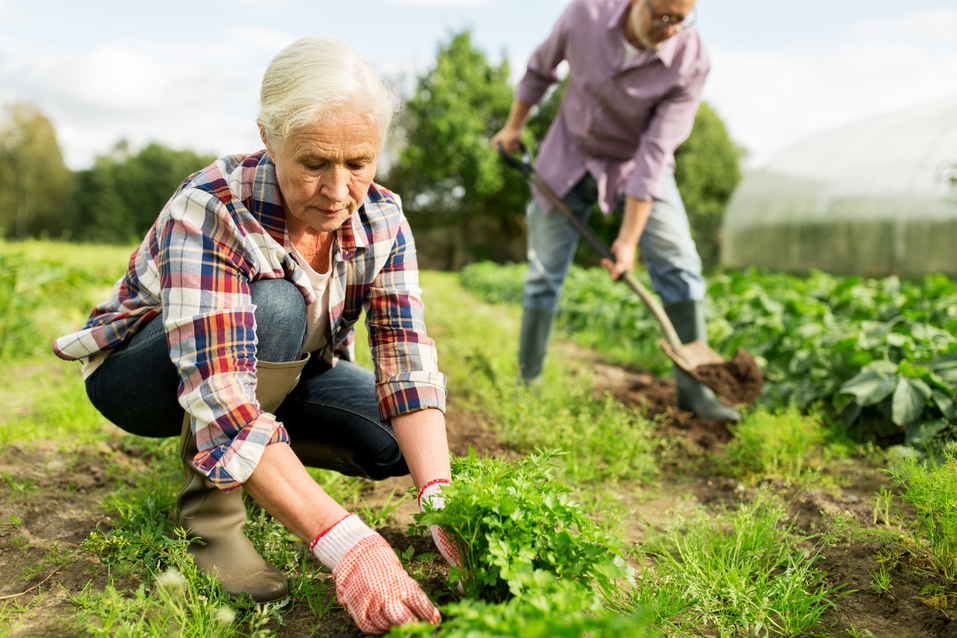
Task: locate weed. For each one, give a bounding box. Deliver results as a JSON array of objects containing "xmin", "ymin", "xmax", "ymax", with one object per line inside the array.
[
  {"xmin": 352, "ymin": 482, "xmax": 409, "ymax": 529},
  {"xmin": 845, "ymin": 625, "xmax": 876, "ymax": 638},
  {"xmin": 67, "ymin": 569, "xmax": 278, "ymax": 637},
  {"xmin": 718, "ymin": 405, "xmax": 843, "ymax": 482},
  {"xmin": 642, "ymin": 487, "xmax": 843, "ymax": 636},
  {"xmin": 6, "ymin": 513, "xmax": 21, "ymax": 528},
  {"xmin": 872, "ymin": 486, "xmax": 894, "ymax": 526},
  {"xmin": 921, "ymin": 583, "xmax": 957, "ymax": 610},
  {"xmin": 869, "ymin": 562, "xmax": 891, "ymax": 595},
  {"xmin": 886, "ymin": 453, "xmax": 957, "ymax": 581},
  {"xmin": 1, "ymin": 472, "xmax": 37, "ymax": 494}
]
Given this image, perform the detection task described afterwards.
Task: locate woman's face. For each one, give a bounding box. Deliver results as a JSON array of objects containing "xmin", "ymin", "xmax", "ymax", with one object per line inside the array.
[{"xmin": 262, "ymin": 114, "xmax": 380, "ymax": 234}]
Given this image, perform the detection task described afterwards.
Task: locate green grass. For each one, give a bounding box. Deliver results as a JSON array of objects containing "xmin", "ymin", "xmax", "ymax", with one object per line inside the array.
[
  {"xmin": 419, "ymin": 270, "xmax": 660, "ymax": 487},
  {"xmin": 639, "ymin": 487, "xmax": 843, "ymax": 637}
]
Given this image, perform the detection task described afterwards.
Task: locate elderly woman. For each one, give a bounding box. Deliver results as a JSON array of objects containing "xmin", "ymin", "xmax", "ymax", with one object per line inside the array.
[{"xmin": 52, "ymin": 37, "xmax": 457, "ymax": 634}]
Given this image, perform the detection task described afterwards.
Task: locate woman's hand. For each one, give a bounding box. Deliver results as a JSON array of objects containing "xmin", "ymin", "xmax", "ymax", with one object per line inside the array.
[
  {"xmin": 418, "ymin": 479, "xmax": 462, "ymax": 568},
  {"xmin": 312, "ymin": 514, "xmax": 440, "ymax": 634}
]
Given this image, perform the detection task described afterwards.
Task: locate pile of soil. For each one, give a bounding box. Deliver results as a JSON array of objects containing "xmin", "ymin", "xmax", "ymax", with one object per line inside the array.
[{"xmin": 690, "ymin": 347, "xmax": 764, "ymax": 406}]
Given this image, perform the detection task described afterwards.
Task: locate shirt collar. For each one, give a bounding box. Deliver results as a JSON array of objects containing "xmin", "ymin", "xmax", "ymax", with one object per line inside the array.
[{"xmin": 609, "ymin": 0, "xmax": 682, "ymax": 68}]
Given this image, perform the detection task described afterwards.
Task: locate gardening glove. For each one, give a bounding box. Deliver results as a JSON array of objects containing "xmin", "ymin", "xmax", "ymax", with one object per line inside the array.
[
  {"xmin": 311, "ymin": 514, "xmax": 440, "ymax": 635},
  {"xmin": 418, "ymin": 479, "xmax": 463, "ymax": 569}
]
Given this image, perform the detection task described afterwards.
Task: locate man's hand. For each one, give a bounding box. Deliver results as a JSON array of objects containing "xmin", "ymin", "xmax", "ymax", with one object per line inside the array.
[
  {"xmin": 491, "ymin": 99, "xmax": 533, "ymax": 154},
  {"xmin": 312, "ymin": 514, "xmax": 440, "ymax": 635},
  {"xmin": 601, "ymin": 196, "xmax": 652, "ymax": 280},
  {"xmin": 601, "ymin": 238, "xmax": 637, "ymax": 280},
  {"xmin": 490, "ymin": 127, "xmax": 523, "ymax": 155},
  {"xmin": 418, "ymin": 479, "xmax": 463, "ymax": 569}
]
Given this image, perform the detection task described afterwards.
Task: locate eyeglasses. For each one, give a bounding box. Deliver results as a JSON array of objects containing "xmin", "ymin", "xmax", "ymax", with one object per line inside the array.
[{"xmin": 642, "ymin": 0, "xmax": 696, "ymax": 30}]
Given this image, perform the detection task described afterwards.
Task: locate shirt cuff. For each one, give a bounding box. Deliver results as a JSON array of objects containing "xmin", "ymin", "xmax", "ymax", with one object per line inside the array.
[{"xmin": 193, "ymin": 415, "xmax": 290, "ymax": 491}]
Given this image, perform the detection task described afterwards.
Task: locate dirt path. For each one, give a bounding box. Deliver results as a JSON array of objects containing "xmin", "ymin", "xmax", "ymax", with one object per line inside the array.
[{"xmin": 2, "ymin": 349, "xmax": 956, "ymax": 637}]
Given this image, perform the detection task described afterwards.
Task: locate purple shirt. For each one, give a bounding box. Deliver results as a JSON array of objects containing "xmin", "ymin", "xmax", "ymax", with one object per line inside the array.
[{"xmin": 517, "ymin": 0, "xmax": 709, "ymax": 214}]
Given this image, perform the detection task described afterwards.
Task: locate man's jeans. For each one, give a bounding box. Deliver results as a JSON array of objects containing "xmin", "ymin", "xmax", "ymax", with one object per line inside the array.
[
  {"xmin": 522, "ymin": 171, "xmax": 705, "ymax": 312},
  {"xmin": 86, "ymin": 278, "xmax": 407, "ymax": 479}
]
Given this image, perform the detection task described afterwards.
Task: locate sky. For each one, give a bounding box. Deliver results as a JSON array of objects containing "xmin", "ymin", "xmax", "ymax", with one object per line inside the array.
[{"xmin": 2, "ymin": 0, "xmax": 956, "ymax": 172}]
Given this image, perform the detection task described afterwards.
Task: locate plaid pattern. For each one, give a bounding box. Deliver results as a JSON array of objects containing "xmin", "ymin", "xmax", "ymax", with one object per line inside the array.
[
  {"xmin": 517, "ymin": 0, "xmax": 709, "ymax": 213},
  {"xmin": 53, "ymin": 151, "xmax": 446, "ymax": 490}
]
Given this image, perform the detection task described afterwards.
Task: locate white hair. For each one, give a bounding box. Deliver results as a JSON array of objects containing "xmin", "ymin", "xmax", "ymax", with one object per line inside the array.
[{"xmin": 257, "ymin": 37, "xmax": 397, "ymax": 148}]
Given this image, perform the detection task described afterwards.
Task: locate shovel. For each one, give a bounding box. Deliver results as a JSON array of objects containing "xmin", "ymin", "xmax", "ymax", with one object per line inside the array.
[{"xmin": 498, "ymin": 142, "xmax": 762, "ymax": 406}]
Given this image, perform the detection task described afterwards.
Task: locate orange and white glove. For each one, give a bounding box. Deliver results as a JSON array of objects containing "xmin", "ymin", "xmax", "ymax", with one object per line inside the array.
[
  {"xmin": 311, "ymin": 514, "xmax": 440, "ymax": 635},
  {"xmin": 418, "ymin": 479, "xmax": 462, "ymax": 569}
]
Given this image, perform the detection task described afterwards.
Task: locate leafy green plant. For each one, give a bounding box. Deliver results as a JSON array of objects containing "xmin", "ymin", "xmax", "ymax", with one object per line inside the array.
[
  {"xmin": 460, "ymin": 262, "xmax": 957, "ymax": 444},
  {"xmin": 412, "ymin": 450, "xmax": 629, "ymax": 603},
  {"xmin": 388, "ymin": 572, "xmax": 656, "ymax": 638}
]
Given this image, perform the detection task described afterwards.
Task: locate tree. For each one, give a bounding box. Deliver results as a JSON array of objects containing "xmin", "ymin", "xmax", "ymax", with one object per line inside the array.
[
  {"xmin": 0, "ymin": 103, "xmax": 74, "ymax": 239},
  {"xmin": 73, "ymin": 141, "xmax": 215, "ymax": 243},
  {"xmin": 385, "ymin": 31, "xmax": 530, "ymax": 270}
]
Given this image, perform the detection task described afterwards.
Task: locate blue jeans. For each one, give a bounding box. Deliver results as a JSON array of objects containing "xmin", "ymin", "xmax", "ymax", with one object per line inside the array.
[
  {"xmin": 523, "ymin": 171, "xmax": 705, "ymax": 311},
  {"xmin": 86, "ymin": 278, "xmax": 407, "ymax": 479}
]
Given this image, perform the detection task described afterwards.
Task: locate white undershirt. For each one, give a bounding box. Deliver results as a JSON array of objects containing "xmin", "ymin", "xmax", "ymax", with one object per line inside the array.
[
  {"xmin": 622, "ymin": 38, "xmax": 640, "ymax": 67},
  {"xmin": 289, "ymin": 243, "xmax": 333, "ymax": 356}
]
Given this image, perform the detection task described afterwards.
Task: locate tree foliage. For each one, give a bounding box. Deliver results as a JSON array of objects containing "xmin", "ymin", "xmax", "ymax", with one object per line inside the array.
[
  {"xmin": 73, "ymin": 141, "xmax": 215, "ymax": 243},
  {"xmin": 0, "ymin": 103, "xmax": 74, "ymax": 239},
  {"xmin": 385, "ymin": 31, "xmax": 530, "ymax": 270}
]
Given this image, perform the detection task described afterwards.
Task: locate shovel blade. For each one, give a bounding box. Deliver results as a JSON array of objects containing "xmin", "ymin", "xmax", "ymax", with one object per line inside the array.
[
  {"xmin": 659, "ymin": 339, "xmax": 724, "ymax": 372},
  {"xmin": 659, "ymin": 340, "xmax": 765, "ymax": 406}
]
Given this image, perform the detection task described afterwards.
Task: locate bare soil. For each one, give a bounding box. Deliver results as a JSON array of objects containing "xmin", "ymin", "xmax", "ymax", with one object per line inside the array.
[{"xmin": 3, "ymin": 346, "xmax": 956, "ymax": 637}]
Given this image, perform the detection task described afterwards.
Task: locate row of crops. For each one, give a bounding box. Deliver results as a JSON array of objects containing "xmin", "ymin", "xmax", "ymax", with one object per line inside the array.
[{"xmin": 460, "ymin": 262, "xmax": 957, "ymax": 449}]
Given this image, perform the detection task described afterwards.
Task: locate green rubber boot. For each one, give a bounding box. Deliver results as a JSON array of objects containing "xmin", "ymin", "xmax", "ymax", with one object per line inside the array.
[
  {"xmin": 663, "ymin": 300, "xmax": 741, "ymax": 422},
  {"xmin": 518, "ymin": 307, "xmax": 558, "ymax": 385}
]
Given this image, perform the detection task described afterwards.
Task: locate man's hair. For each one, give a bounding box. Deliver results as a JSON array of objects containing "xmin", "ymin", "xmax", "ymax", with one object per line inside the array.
[{"xmin": 257, "ymin": 37, "xmax": 397, "ymax": 148}]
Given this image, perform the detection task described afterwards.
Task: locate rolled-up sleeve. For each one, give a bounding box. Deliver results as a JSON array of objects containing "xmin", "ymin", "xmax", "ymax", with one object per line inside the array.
[
  {"xmin": 157, "ymin": 188, "xmax": 289, "ymax": 491},
  {"xmin": 365, "ymin": 216, "xmax": 447, "ymax": 420}
]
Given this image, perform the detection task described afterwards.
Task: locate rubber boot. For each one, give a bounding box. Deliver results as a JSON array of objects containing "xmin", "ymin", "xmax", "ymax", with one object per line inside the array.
[
  {"xmin": 290, "ymin": 440, "xmax": 371, "ymax": 479},
  {"xmin": 177, "ymin": 356, "xmax": 309, "ymax": 602},
  {"xmin": 663, "ymin": 300, "xmax": 742, "ymax": 422},
  {"xmin": 518, "ymin": 307, "xmax": 557, "ymax": 385}
]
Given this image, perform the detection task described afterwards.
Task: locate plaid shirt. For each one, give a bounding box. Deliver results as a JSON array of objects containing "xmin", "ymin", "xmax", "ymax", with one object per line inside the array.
[
  {"xmin": 517, "ymin": 0, "xmax": 709, "ymax": 214},
  {"xmin": 53, "ymin": 151, "xmax": 446, "ymax": 490}
]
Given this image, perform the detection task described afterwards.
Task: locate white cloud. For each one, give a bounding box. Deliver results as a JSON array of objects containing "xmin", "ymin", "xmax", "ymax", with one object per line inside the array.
[{"xmin": 705, "ymin": 7, "xmax": 957, "ymax": 169}]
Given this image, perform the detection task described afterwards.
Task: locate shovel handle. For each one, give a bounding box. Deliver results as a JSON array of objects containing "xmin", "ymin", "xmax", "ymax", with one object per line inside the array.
[{"xmin": 497, "ymin": 142, "xmax": 683, "ymax": 349}]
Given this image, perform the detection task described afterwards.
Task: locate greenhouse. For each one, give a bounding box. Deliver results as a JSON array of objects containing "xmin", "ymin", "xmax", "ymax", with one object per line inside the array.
[{"xmin": 721, "ymin": 95, "xmax": 957, "ymax": 276}]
